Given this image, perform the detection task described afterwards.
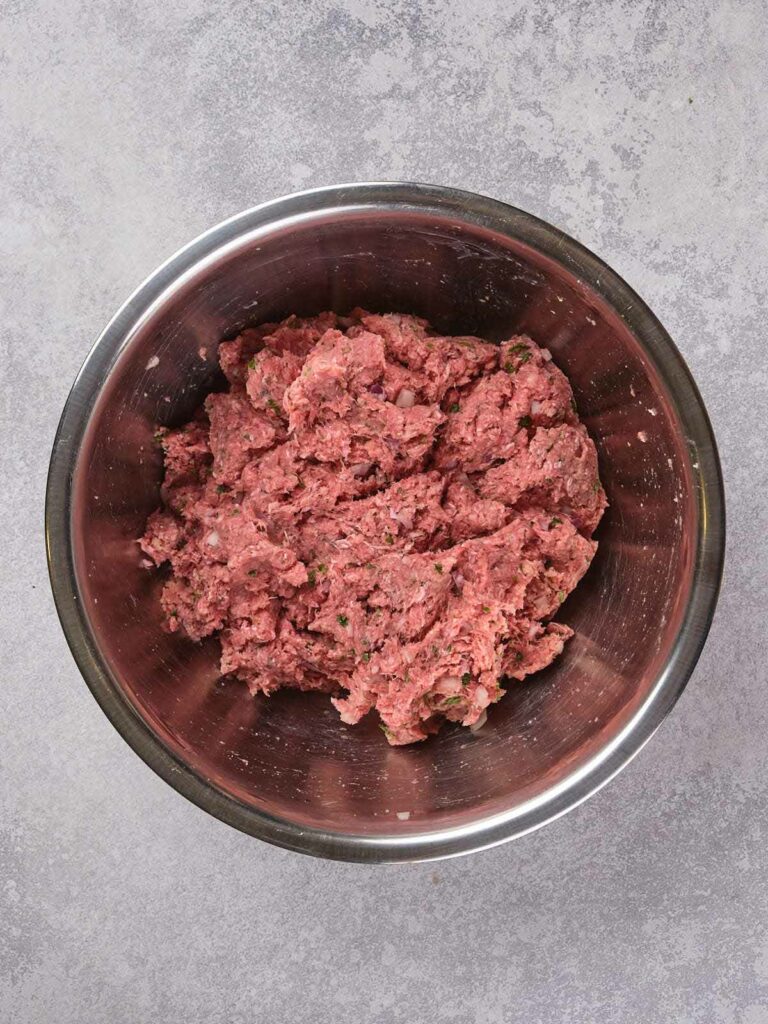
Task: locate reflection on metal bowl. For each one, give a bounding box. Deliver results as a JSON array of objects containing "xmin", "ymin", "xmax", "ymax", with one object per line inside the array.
[{"xmin": 46, "ymin": 183, "xmax": 724, "ymax": 862}]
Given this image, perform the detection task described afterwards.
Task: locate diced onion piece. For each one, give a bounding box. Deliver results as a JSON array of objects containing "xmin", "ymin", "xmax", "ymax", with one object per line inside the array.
[
  {"xmin": 395, "ymin": 388, "xmax": 416, "ymax": 408},
  {"xmin": 530, "ymin": 400, "xmax": 542, "ymax": 414},
  {"xmin": 435, "ymin": 675, "xmax": 462, "ymax": 695},
  {"xmin": 206, "ymin": 531, "xmax": 220, "ymax": 547},
  {"xmin": 389, "ymin": 508, "xmax": 414, "ymax": 530},
  {"xmin": 470, "ymin": 710, "xmax": 488, "ymax": 732},
  {"xmin": 475, "ymin": 685, "xmax": 490, "ymax": 708}
]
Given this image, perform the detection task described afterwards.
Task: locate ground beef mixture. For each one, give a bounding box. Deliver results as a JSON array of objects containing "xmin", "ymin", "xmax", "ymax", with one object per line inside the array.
[{"xmin": 141, "ymin": 311, "xmax": 606, "ymax": 745}]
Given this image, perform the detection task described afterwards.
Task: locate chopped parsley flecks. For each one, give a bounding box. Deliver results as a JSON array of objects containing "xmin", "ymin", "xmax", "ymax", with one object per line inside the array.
[
  {"xmin": 267, "ymin": 397, "xmax": 281, "ymax": 414},
  {"xmin": 518, "ymin": 415, "xmax": 533, "ymax": 429},
  {"xmin": 449, "ymin": 402, "xmax": 460, "ymax": 414},
  {"xmin": 307, "ymin": 569, "xmax": 317, "ymax": 586},
  {"xmin": 549, "ymin": 517, "xmax": 562, "ymax": 528},
  {"xmin": 442, "ymin": 696, "xmax": 462, "ymax": 706},
  {"xmin": 361, "ymin": 651, "xmax": 371, "ymax": 663},
  {"xmin": 247, "ymin": 357, "xmax": 257, "ymax": 370},
  {"xmin": 461, "ymin": 672, "xmax": 471, "ymax": 686},
  {"xmin": 384, "ymin": 532, "xmax": 394, "ymax": 545},
  {"xmin": 504, "ymin": 345, "xmax": 532, "ymax": 373},
  {"xmin": 557, "ymin": 590, "xmax": 566, "ymax": 603},
  {"xmin": 434, "ymin": 562, "xmax": 444, "ymax": 574}
]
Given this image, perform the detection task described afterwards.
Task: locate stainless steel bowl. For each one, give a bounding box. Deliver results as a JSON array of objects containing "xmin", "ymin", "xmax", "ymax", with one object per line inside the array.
[{"xmin": 46, "ymin": 183, "xmax": 724, "ymax": 862}]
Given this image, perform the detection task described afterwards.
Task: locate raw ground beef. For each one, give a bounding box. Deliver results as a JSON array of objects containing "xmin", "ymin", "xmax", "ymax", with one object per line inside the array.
[{"xmin": 141, "ymin": 310, "xmax": 606, "ymax": 745}]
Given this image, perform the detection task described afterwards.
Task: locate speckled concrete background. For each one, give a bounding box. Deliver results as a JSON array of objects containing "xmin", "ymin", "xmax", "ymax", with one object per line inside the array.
[{"xmin": 1, "ymin": 1, "xmax": 766, "ymax": 1021}]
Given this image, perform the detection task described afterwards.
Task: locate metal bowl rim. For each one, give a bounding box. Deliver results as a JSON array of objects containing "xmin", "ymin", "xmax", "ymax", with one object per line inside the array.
[{"xmin": 45, "ymin": 181, "xmax": 725, "ymax": 863}]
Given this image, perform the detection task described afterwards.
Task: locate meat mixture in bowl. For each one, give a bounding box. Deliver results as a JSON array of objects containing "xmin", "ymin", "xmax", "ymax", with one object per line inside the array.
[{"xmin": 141, "ymin": 310, "xmax": 606, "ymax": 744}]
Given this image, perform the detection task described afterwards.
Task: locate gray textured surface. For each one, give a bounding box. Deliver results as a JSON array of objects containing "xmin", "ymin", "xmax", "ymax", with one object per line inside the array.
[{"xmin": 1, "ymin": 1, "xmax": 765, "ymax": 1021}]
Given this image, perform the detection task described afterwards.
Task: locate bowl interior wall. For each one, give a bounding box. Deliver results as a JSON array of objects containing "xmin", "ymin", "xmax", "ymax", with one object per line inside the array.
[{"xmin": 72, "ymin": 209, "xmax": 694, "ymax": 834}]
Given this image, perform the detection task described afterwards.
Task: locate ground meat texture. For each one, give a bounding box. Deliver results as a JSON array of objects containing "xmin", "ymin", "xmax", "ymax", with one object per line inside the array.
[{"xmin": 141, "ymin": 311, "xmax": 606, "ymax": 745}]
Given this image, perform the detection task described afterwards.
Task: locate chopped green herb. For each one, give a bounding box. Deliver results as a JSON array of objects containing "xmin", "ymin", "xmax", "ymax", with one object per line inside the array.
[
  {"xmin": 461, "ymin": 672, "xmax": 471, "ymax": 686},
  {"xmin": 449, "ymin": 402, "xmax": 460, "ymax": 413},
  {"xmin": 384, "ymin": 532, "xmax": 394, "ymax": 545},
  {"xmin": 230, "ymin": 507, "xmax": 240, "ymax": 515},
  {"xmin": 379, "ymin": 723, "xmax": 394, "ymax": 739},
  {"xmin": 216, "ymin": 484, "xmax": 227, "ymax": 494},
  {"xmin": 518, "ymin": 415, "xmax": 533, "ymax": 429},
  {"xmin": 317, "ymin": 563, "xmax": 328, "ymax": 574},
  {"xmin": 364, "ymin": 562, "xmax": 375, "ymax": 570},
  {"xmin": 482, "ymin": 605, "xmax": 490, "ymax": 613},
  {"xmin": 247, "ymin": 357, "xmax": 257, "ymax": 370},
  {"xmin": 337, "ymin": 614, "xmax": 349, "ymax": 627},
  {"xmin": 248, "ymin": 569, "xmax": 258, "ymax": 577},
  {"xmin": 266, "ymin": 397, "xmax": 281, "ymax": 414},
  {"xmin": 361, "ymin": 651, "xmax": 371, "ymax": 663},
  {"xmin": 169, "ymin": 609, "xmax": 178, "ymax": 617},
  {"xmin": 307, "ymin": 569, "xmax": 317, "ymax": 586},
  {"xmin": 549, "ymin": 517, "xmax": 562, "ymax": 528},
  {"xmin": 430, "ymin": 643, "xmax": 439, "ymax": 657},
  {"xmin": 514, "ymin": 651, "xmax": 523, "ymax": 663},
  {"xmin": 442, "ymin": 696, "xmax": 462, "ymax": 706},
  {"xmin": 434, "ymin": 562, "xmax": 444, "ymax": 574},
  {"xmin": 592, "ymin": 479, "xmax": 601, "ymax": 493},
  {"xmin": 557, "ymin": 590, "xmax": 566, "ymax": 603},
  {"xmin": 504, "ymin": 346, "xmax": 532, "ymax": 373},
  {"xmin": 570, "ymin": 397, "xmax": 578, "ymax": 413}
]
